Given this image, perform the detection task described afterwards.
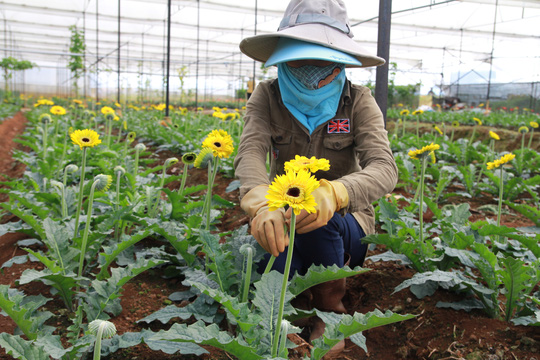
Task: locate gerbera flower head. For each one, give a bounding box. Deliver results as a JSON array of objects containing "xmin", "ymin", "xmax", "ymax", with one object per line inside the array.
[
  {"xmin": 284, "ymin": 155, "xmax": 330, "ymax": 174},
  {"xmin": 164, "ymin": 157, "xmax": 179, "ymax": 168},
  {"xmin": 71, "ymin": 129, "xmax": 102, "ymax": 149},
  {"xmin": 135, "ymin": 143, "xmax": 146, "ymax": 152},
  {"xmin": 530, "ymin": 121, "xmax": 539, "ymax": 129},
  {"xmin": 473, "ymin": 118, "xmax": 482, "ymax": 126},
  {"xmin": 114, "ymin": 166, "xmax": 126, "ymax": 176},
  {"xmin": 39, "ymin": 113, "xmax": 52, "ymax": 124},
  {"xmin": 408, "ymin": 143, "xmax": 440, "ymax": 160},
  {"xmin": 452, "ymin": 121, "xmax": 459, "ymax": 127},
  {"xmin": 127, "ymin": 132, "xmax": 136, "ymax": 143},
  {"xmin": 518, "ymin": 126, "xmax": 529, "ymax": 134},
  {"xmin": 400, "ymin": 109, "xmax": 410, "ymax": 116},
  {"xmin": 487, "ymin": 153, "xmax": 515, "ymax": 170},
  {"xmin": 101, "ymin": 106, "xmax": 115, "ymax": 115},
  {"xmin": 182, "ymin": 152, "xmax": 197, "ymax": 165},
  {"xmin": 50, "ymin": 105, "xmax": 66, "ymax": 115},
  {"xmin": 412, "ymin": 109, "xmax": 423, "ymax": 116},
  {"xmin": 266, "ymin": 169, "xmax": 320, "ymax": 216},
  {"xmin": 489, "ymin": 130, "xmax": 500, "ymax": 140},
  {"xmin": 202, "ymin": 129, "xmax": 234, "ymax": 159},
  {"xmin": 433, "ymin": 125, "xmax": 443, "ymax": 135}
]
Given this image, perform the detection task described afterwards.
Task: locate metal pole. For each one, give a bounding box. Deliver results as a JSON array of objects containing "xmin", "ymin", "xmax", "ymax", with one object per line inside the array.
[
  {"xmin": 83, "ymin": 5, "xmax": 87, "ymax": 99},
  {"xmin": 117, "ymin": 0, "xmax": 121, "ymax": 104},
  {"xmin": 375, "ymin": 0, "xmax": 392, "ymax": 126},
  {"xmin": 486, "ymin": 0, "xmax": 498, "ymax": 109},
  {"xmin": 165, "ymin": 0, "xmax": 172, "ymax": 117},
  {"xmin": 252, "ymin": 0, "xmax": 257, "ymax": 93},
  {"xmin": 195, "ymin": 0, "xmax": 200, "ymax": 108},
  {"xmin": 96, "ymin": 0, "xmax": 99, "ymax": 102}
]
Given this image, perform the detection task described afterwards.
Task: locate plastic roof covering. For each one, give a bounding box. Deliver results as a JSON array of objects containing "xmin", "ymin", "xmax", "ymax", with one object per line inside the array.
[{"xmin": 1, "ymin": 0, "xmax": 539, "ymax": 97}]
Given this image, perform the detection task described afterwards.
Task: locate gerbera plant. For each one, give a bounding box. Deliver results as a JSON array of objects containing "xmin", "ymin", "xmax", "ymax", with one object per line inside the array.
[
  {"xmin": 528, "ymin": 121, "xmax": 538, "ymax": 148},
  {"xmin": 408, "ymin": 142, "xmax": 440, "ymax": 244},
  {"xmin": 265, "ymin": 167, "xmax": 320, "ymax": 357},
  {"xmin": 70, "ymin": 128, "xmax": 102, "ymax": 237},
  {"xmin": 487, "ymin": 153, "xmax": 515, "ymax": 229},
  {"xmin": 199, "ymin": 129, "xmax": 234, "ymax": 229}
]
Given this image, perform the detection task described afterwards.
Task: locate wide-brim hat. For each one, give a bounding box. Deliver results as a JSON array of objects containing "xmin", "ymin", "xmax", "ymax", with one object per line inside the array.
[{"xmin": 239, "ymin": 0, "xmax": 385, "ymax": 68}]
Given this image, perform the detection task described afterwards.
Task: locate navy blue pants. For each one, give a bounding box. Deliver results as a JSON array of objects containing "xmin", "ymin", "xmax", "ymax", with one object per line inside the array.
[{"xmin": 259, "ymin": 213, "xmax": 367, "ymax": 278}]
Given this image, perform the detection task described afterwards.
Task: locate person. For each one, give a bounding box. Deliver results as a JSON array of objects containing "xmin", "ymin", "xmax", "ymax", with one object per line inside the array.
[{"xmin": 234, "ymin": 0, "xmax": 397, "ymax": 357}]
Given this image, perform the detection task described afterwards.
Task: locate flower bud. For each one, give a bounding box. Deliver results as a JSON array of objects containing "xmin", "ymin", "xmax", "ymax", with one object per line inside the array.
[
  {"xmin": 93, "ymin": 174, "xmax": 113, "ymax": 191},
  {"xmin": 134, "ymin": 143, "xmax": 146, "ymax": 152}
]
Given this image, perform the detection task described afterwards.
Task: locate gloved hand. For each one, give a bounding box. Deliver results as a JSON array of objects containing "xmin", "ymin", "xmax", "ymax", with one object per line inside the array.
[
  {"xmin": 241, "ymin": 185, "xmax": 289, "ymax": 257},
  {"xmin": 286, "ymin": 180, "xmax": 349, "ymax": 234}
]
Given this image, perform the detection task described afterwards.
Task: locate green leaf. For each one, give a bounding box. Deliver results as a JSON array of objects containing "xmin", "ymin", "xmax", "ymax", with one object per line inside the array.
[
  {"xmin": 84, "ymin": 258, "xmax": 167, "ymax": 320},
  {"xmin": 17, "ymin": 269, "xmax": 78, "ymax": 310},
  {"xmin": 0, "ymin": 333, "xmax": 50, "ymax": 360},
  {"xmin": 137, "ymin": 295, "xmax": 218, "ymax": 325},
  {"xmin": 190, "ymin": 281, "xmax": 261, "ymax": 336},
  {"xmin": 504, "ymin": 201, "xmax": 540, "ymax": 227},
  {"xmin": 288, "ymin": 264, "xmax": 369, "ymax": 297},
  {"xmin": 499, "ymin": 256, "xmax": 531, "ymax": 321},
  {"xmin": 151, "ymin": 321, "xmax": 264, "ymax": 360},
  {"xmin": 311, "ymin": 309, "xmax": 415, "ymax": 360},
  {"xmin": 97, "ymin": 227, "xmax": 156, "ymax": 279},
  {"xmin": 199, "ymin": 230, "xmax": 238, "ymax": 293},
  {"xmin": 154, "ymin": 221, "xmax": 196, "ymax": 265},
  {"xmin": 0, "ymin": 286, "xmax": 54, "ymax": 340}
]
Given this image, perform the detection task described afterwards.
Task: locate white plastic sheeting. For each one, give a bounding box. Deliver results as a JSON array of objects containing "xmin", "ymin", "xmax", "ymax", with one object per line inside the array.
[{"xmin": 1, "ymin": 0, "xmax": 539, "ymax": 98}]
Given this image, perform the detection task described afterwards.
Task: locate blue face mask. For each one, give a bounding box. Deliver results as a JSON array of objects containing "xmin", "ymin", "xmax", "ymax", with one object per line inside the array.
[
  {"xmin": 287, "ymin": 63, "xmax": 346, "ymax": 90},
  {"xmin": 277, "ymin": 62, "xmax": 346, "ymax": 134}
]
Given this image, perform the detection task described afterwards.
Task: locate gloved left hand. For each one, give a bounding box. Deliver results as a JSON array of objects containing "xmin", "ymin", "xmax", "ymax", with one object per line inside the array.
[{"xmin": 285, "ymin": 179, "xmax": 349, "ymax": 234}]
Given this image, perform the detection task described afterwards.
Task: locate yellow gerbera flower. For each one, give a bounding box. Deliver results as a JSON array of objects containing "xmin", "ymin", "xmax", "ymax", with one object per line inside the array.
[
  {"xmin": 518, "ymin": 126, "xmax": 529, "ymax": 134},
  {"xmin": 266, "ymin": 169, "xmax": 320, "ymax": 216},
  {"xmin": 202, "ymin": 129, "xmax": 234, "ymax": 159},
  {"xmin": 433, "ymin": 125, "xmax": 443, "ymax": 135},
  {"xmin": 489, "ymin": 130, "xmax": 500, "ymax": 140},
  {"xmin": 487, "ymin": 153, "xmax": 515, "ymax": 170},
  {"xmin": 530, "ymin": 121, "xmax": 539, "ymax": 129},
  {"xmin": 50, "ymin": 105, "xmax": 66, "ymax": 115},
  {"xmin": 408, "ymin": 143, "xmax": 440, "ymax": 160},
  {"xmin": 452, "ymin": 121, "xmax": 460, "ymax": 127},
  {"xmin": 473, "ymin": 118, "xmax": 482, "ymax": 126},
  {"xmin": 400, "ymin": 109, "xmax": 410, "ymax": 116},
  {"xmin": 284, "ymin": 155, "xmax": 330, "ymax": 174},
  {"xmin": 73, "ymin": 99, "xmax": 83, "ymax": 104},
  {"xmin": 71, "ymin": 129, "xmax": 102, "ymax": 149},
  {"xmin": 412, "ymin": 109, "xmax": 424, "ymax": 115},
  {"xmin": 101, "ymin": 106, "xmax": 115, "ymax": 115}
]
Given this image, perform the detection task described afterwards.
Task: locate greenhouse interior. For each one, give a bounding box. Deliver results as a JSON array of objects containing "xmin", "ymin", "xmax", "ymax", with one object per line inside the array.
[{"xmin": 0, "ymin": 1, "xmax": 539, "ymax": 360}]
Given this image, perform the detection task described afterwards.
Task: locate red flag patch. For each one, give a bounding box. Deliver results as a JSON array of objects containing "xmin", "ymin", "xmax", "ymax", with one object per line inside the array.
[{"xmin": 327, "ymin": 119, "xmax": 350, "ymax": 133}]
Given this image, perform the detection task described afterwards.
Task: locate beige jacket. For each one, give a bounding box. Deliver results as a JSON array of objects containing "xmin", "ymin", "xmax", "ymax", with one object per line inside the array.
[{"xmin": 233, "ymin": 78, "xmax": 397, "ymax": 235}]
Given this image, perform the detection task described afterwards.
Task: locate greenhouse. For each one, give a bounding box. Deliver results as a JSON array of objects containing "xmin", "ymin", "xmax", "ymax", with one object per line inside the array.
[{"xmin": 0, "ymin": 0, "xmax": 539, "ymax": 359}]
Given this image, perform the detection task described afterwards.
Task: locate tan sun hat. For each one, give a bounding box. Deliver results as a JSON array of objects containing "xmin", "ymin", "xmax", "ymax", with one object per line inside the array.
[{"xmin": 239, "ymin": 0, "xmax": 385, "ymax": 68}]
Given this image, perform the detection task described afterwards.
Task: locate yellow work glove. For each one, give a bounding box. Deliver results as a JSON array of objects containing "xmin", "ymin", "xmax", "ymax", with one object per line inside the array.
[
  {"xmin": 286, "ymin": 179, "xmax": 349, "ymax": 234},
  {"xmin": 240, "ymin": 185, "xmax": 289, "ymax": 257}
]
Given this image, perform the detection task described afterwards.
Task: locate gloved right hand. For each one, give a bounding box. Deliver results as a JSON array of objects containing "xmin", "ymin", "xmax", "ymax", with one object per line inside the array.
[{"xmin": 240, "ymin": 185, "xmax": 289, "ymax": 257}]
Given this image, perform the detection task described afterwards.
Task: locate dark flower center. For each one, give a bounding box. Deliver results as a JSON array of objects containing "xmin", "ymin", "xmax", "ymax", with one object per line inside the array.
[
  {"xmin": 82, "ymin": 137, "xmax": 90, "ymax": 143},
  {"xmin": 286, "ymin": 187, "xmax": 300, "ymax": 198},
  {"xmin": 185, "ymin": 155, "xmax": 195, "ymax": 161},
  {"xmin": 214, "ymin": 142, "xmax": 222, "ymax": 148}
]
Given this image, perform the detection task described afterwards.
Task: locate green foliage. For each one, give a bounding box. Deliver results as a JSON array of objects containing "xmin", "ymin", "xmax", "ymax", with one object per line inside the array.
[{"xmin": 68, "ymin": 25, "xmax": 86, "ymax": 97}]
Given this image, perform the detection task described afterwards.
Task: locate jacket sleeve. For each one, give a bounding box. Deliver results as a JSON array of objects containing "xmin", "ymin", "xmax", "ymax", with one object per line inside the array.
[
  {"xmin": 233, "ymin": 82, "xmax": 274, "ymax": 200},
  {"xmin": 338, "ymin": 86, "xmax": 398, "ymax": 214}
]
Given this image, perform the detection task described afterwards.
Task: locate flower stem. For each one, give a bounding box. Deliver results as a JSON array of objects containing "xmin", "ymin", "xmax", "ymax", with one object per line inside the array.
[
  {"xmin": 203, "ymin": 158, "xmax": 220, "ymax": 230},
  {"xmin": 114, "ymin": 172, "xmax": 122, "ymax": 241},
  {"xmin": 78, "ymin": 180, "xmax": 98, "ymax": 278},
  {"xmin": 527, "ymin": 128, "xmax": 534, "ymax": 149},
  {"xmin": 73, "ymin": 147, "xmax": 87, "ymax": 237},
  {"xmin": 106, "ymin": 118, "xmax": 112, "ymax": 148},
  {"xmin": 133, "ymin": 148, "xmax": 141, "ymax": 179},
  {"xmin": 177, "ymin": 163, "xmax": 189, "ymax": 196},
  {"xmin": 418, "ymin": 157, "xmax": 427, "ymax": 245},
  {"xmin": 241, "ymin": 246, "xmax": 253, "ymax": 303},
  {"xmin": 497, "ymin": 167, "xmax": 503, "ymax": 228},
  {"xmin": 271, "ymin": 212, "xmax": 296, "ymax": 358},
  {"xmin": 42, "ymin": 121, "xmax": 48, "ymax": 161}
]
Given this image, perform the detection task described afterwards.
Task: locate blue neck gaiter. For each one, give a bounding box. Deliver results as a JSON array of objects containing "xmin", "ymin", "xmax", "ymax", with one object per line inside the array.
[{"xmin": 277, "ymin": 63, "xmax": 346, "ymax": 134}]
